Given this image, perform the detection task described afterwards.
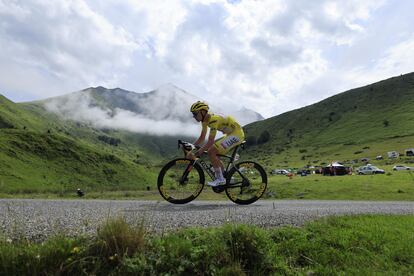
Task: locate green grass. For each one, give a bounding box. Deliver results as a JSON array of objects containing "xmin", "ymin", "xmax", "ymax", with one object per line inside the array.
[
  {"xmin": 0, "ymin": 129, "xmax": 157, "ymax": 193},
  {"xmin": 0, "ymin": 92, "xmax": 189, "ymax": 195},
  {"xmin": 243, "ymin": 72, "xmax": 414, "ymax": 168},
  {"xmin": 1, "ymin": 166, "xmax": 412, "ymax": 201},
  {"xmin": 266, "ymin": 169, "xmax": 414, "ymax": 200},
  {"xmin": 1, "ymin": 215, "xmax": 414, "ymax": 275}
]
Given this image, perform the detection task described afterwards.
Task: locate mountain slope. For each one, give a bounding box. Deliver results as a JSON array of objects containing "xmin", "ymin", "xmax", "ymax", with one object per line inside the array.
[
  {"xmin": 0, "ymin": 96, "xmax": 156, "ymax": 194},
  {"xmin": 40, "ymin": 85, "xmax": 264, "ymax": 128},
  {"xmin": 243, "ymin": 73, "xmax": 414, "ymax": 167}
]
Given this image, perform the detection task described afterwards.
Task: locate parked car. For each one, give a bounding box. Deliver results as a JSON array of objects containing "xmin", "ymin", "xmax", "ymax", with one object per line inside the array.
[
  {"xmin": 271, "ymin": 169, "xmax": 289, "ymax": 175},
  {"xmin": 296, "ymin": 169, "xmax": 311, "ymax": 175},
  {"xmin": 357, "ymin": 165, "xmax": 385, "ymax": 175},
  {"xmin": 393, "ymin": 165, "xmax": 413, "ymax": 171}
]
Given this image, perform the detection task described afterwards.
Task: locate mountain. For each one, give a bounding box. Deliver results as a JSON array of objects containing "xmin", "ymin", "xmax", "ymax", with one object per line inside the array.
[
  {"xmin": 232, "ymin": 107, "xmax": 264, "ymax": 125},
  {"xmin": 0, "ymin": 83, "xmax": 263, "ymax": 195},
  {"xmin": 40, "ymin": 84, "xmax": 264, "ymax": 134},
  {"xmin": 0, "ymin": 95, "xmax": 157, "ymax": 194},
  {"xmin": 243, "ymin": 72, "xmax": 414, "ymax": 168}
]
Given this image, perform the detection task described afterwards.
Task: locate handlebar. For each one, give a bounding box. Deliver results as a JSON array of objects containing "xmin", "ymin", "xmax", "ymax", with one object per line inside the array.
[{"xmin": 178, "ymin": 140, "xmax": 202, "ymax": 156}]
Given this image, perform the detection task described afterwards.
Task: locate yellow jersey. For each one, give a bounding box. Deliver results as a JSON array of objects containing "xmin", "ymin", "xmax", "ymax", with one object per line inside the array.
[{"xmin": 202, "ymin": 113, "xmax": 241, "ymax": 136}]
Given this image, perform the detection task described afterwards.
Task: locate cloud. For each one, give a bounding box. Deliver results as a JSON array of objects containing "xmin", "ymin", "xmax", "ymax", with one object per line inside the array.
[
  {"xmin": 0, "ymin": 0, "xmax": 137, "ymax": 94},
  {"xmin": 343, "ymin": 35, "xmax": 414, "ymax": 87},
  {"xmin": 2, "ymin": 0, "xmax": 413, "ymax": 120},
  {"xmin": 250, "ymin": 38, "xmax": 303, "ymax": 66},
  {"xmin": 44, "ymin": 90, "xmax": 201, "ymax": 136}
]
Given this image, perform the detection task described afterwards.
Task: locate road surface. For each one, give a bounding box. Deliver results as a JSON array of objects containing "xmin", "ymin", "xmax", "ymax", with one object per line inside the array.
[{"xmin": 1, "ymin": 199, "xmax": 414, "ymax": 240}]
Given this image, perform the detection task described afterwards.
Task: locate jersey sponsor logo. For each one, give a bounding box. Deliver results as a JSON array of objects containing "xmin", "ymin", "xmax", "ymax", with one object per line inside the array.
[{"xmin": 221, "ymin": 136, "xmax": 240, "ymax": 149}]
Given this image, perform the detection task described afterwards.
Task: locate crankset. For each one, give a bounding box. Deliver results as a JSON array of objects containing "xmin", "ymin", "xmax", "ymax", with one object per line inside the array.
[{"xmin": 212, "ymin": 186, "xmax": 225, "ymax": 193}]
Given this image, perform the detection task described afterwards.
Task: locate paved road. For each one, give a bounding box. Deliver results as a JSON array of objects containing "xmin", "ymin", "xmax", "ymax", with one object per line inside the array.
[{"xmin": 1, "ymin": 199, "xmax": 414, "ymax": 241}]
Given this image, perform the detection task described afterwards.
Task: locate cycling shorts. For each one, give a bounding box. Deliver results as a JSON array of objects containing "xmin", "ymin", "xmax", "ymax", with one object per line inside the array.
[{"xmin": 214, "ymin": 127, "xmax": 245, "ymax": 155}]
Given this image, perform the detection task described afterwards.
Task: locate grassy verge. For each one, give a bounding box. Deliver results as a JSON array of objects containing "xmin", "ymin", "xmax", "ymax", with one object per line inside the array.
[
  {"xmin": 266, "ymin": 169, "xmax": 414, "ymax": 200},
  {"xmin": 2, "ymin": 169, "xmax": 413, "ymax": 201},
  {"xmin": 1, "ymin": 215, "xmax": 414, "ymax": 275}
]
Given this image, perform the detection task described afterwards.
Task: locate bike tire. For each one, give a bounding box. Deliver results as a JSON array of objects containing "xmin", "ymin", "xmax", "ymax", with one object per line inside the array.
[
  {"xmin": 225, "ymin": 161, "xmax": 268, "ymax": 205},
  {"xmin": 157, "ymin": 158, "xmax": 205, "ymax": 204}
]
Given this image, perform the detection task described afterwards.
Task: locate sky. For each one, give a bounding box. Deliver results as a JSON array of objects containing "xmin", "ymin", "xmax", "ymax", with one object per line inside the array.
[{"xmin": 1, "ymin": 0, "xmax": 414, "ymax": 118}]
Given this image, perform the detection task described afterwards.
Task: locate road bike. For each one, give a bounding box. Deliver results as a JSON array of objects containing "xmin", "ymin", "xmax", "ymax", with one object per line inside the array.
[{"xmin": 157, "ymin": 140, "xmax": 267, "ymax": 205}]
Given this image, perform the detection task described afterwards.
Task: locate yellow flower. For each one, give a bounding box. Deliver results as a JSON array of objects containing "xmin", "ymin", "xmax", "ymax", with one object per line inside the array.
[{"xmin": 71, "ymin": 247, "xmax": 80, "ymax": 254}]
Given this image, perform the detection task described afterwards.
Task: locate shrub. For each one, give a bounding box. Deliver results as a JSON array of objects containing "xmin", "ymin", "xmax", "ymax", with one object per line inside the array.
[
  {"xmin": 246, "ymin": 136, "xmax": 257, "ymax": 146},
  {"xmin": 94, "ymin": 217, "xmax": 145, "ymax": 259},
  {"xmin": 257, "ymin": 131, "xmax": 271, "ymax": 144},
  {"xmin": 98, "ymin": 135, "xmax": 121, "ymax": 146}
]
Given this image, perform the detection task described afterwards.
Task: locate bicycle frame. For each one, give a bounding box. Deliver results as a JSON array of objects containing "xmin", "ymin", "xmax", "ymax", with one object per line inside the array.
[
  {"xmin": 178, "ymin": 140, "xmax": 249, "ymax": 187},
  {"xmin": 158, "ymin": 140, "xmax": 268, "ymax": 204}
]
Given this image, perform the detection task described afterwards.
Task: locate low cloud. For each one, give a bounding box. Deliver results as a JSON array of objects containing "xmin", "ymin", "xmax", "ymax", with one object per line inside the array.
[{"xmin": 44, "ymin": 91, "xmax": 201, "ymax": 137}]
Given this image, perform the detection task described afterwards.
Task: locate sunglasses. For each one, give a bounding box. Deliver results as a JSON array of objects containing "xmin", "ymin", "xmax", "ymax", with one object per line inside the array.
[{"xmin": 192, "ymin": 111, "xmax": 199, "ymax": 118}]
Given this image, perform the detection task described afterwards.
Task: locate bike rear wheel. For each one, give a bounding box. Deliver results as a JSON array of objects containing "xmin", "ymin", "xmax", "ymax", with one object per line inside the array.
[
  {"xmin": 157, "ymin": 158, "xmax": 205, "ymax": 204},
  {"xmin": 225, "ymin": 161, "xmax": 267, "ymax": 205}
]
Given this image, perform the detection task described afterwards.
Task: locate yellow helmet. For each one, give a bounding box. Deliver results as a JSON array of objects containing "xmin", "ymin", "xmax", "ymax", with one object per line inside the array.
[{"xmin": 190, "ymin": 101, "xmax": 209, "ymax": 113}]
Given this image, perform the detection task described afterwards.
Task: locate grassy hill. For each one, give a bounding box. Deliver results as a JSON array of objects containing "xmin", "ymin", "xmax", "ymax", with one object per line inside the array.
[
  {"xmin": 0, "ymin": 95, "xmax": 164, "ymax": 195},
  {"xmin": 1, "ymin": 72, "xmax": 414, "ymax": 196},
  {"xmin": 243, "ymin": 73, "xmax": 414, "ymax": 169}
]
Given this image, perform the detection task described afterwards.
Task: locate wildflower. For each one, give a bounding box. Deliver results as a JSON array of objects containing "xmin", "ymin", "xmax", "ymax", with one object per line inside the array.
[{"xmin": 71, "ymin": 247, "xmax": 80, "ymax": 254}]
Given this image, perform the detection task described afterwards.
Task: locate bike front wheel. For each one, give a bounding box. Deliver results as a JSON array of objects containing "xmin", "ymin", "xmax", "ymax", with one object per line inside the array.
[
  {"xmin": 157, "ymin": 158, "xmax": 205, "ymax": 204},
  {"xmin": 225, "ymin": 161, "xmax": 268, "ymax": 205}
]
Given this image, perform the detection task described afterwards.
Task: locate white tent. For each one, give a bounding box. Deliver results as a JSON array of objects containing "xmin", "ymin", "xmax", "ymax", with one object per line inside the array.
[
  {"xmin": 388, "ymin": 151, "xmax": 399, "ymax": 158},
  {"xmin": 326, "ymin": 162, "xmax": 345, "ymax": 167}
]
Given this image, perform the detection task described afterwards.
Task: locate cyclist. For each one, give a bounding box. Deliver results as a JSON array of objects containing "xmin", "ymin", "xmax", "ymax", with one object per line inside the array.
[{"xmin": 187, "ymin": 101, "xmax": 245, "ymax": 187}]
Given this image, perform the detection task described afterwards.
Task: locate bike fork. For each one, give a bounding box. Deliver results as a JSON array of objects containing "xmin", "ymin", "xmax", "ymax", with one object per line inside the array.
[{"xmin": 179, "ymin": 161, "xmax": 196, "ymax": 184}]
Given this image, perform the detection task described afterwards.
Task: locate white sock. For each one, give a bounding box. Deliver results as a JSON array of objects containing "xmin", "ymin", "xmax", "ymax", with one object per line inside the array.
[{"xmin": 214, "ymin": 167, "xmax": 224, "ymax": 180}]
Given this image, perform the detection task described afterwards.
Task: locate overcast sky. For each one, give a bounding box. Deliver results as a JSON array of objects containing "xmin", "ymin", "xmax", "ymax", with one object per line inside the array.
[{"xmin": 1, "ymin": 0, "xmax": 414, "ymax": 118}]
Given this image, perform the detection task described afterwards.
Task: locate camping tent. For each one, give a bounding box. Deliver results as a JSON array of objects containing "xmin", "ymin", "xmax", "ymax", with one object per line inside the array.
[{"xmin": 322, "ymin": 162, "xmax": 349, "ymax": 176}]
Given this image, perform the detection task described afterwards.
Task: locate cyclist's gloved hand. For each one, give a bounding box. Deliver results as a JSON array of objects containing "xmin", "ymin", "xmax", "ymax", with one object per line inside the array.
[
  {"xmin": 183, "ymin": 142, "xmax": 195, "ymax": 151},
  {"xmin": 186, "ymin": 151, "xmax": 197, "ymax": 160}
]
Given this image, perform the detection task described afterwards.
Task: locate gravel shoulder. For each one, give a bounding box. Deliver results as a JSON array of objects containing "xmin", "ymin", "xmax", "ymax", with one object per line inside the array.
[{"xmin": 1, "ymin": 199, "xmax": 414, "ymax": 241}]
